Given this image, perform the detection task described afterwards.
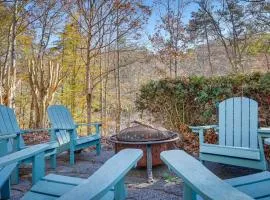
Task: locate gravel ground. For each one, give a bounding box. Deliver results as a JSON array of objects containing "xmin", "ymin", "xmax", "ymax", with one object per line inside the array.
[{"xmin": 10, "ymin": 145, "xmax": 262, "ymax": 200}]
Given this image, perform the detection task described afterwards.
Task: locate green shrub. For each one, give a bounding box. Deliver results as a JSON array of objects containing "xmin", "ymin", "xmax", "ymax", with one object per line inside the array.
[{"xmin": 136, "ymin": 72, "xmax": 270, "ymax": 130}]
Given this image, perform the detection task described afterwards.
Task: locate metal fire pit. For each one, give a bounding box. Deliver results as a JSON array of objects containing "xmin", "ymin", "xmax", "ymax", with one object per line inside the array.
[{"xmin": 109, "ymin": 122, "xmax": 179, "ymax": 182}]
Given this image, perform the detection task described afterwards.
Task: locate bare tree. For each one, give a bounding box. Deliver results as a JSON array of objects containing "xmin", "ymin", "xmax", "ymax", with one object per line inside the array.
[{"xmin": 28, "ymin": 60, "xmax": 64, "ymax": 127}]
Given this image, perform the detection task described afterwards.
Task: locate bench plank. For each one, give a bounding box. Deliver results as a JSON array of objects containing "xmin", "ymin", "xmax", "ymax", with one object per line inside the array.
[
  {"xmin": 236, "ymin": 179, "xmax": 270, "ymax": 199},
  {"xmin": 31, "ymin": 180, "xmax": 75, "ymax": 197},
  {"xmin": 160, "ymin": 150, "xmax": 253, "ymax": 200},
  {"xmin": 22, "ymin": 192, "xmax": 57, "ymax": 200},
  {"xmin": 200, "ymin": 144, "xmax": 261, "ymax": 160},
  {"xmin": 226, "ymin": 172, "xmax": 270, "ymax": 200},
  {"xmin": 42, "ymin": 174, "xmax": 85, "ymax": 185},
  {"xmin": 226, "ymin": 171, "xmax": 270, "ymax": 186}
]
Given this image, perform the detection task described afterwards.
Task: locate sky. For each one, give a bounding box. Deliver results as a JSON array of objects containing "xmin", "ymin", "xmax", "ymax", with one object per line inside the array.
[
  {"xmin": 47, "ymin": 0, "xmax": 200, "ymax": 48},
  {"xmin": 139, "ymin": 0, "xmax": 200, "ymax": 47}
]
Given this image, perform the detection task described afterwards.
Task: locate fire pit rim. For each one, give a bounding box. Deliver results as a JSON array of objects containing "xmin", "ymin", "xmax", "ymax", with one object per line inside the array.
[{"xmin": 108, "ymin": 132, "xmax": 179, "ymax": 145}]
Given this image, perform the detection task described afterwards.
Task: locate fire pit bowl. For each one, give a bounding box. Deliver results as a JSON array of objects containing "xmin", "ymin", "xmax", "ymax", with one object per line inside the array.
[
  {"xmin": 108, "ymin": 122, "xmax": 179, "ymax": 182},
  {"xmin": 109, "ymin": 132, "xmax": 179, "ymax": 167}
]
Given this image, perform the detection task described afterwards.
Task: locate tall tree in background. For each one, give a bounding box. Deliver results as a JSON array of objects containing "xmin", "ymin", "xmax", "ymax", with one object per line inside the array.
[
  {"xmin": 28, "ymin": 0, "xmax": 65, "ymax": 127},
  {"xmin": 1, "ymin": 0, "xmax": 22, "ymax": 107},
  {"xmin": 28, "ymin": 60, "xmax": 64, "ymax": 127},
  {"xmin": 191, "ymin": 0, "xmax": 269, "ymax": 73},
  {"xmin": 63, "ymin": 0, "xmax": 150, "ymax": 126},
  {"xmin": 151, "ymin": 0, "xmax": 188, "ymax": 78},
  {"xmin": 0, "ymin": 0, "xmax": 45, "ymax": 107},
  {"xmin": 188, "ymin": 3, "xmax": 214, "ymax": 74}
]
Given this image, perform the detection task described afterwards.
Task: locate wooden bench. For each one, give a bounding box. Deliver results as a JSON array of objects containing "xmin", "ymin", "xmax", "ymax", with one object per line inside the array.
[
  {"xmin": 161, "ymin": 150, "xmax": 270, "ymax": 200},
  {"xmin": 0, "ymin": 143, "xmax": 50, "ymax": 199},
  {"xmin": 22, "ymin": 149, "xmax": 143, "ymax": 200}
]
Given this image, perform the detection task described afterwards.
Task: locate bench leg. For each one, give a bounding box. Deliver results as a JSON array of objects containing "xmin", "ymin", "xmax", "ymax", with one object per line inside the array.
[
  {"xmin": 50, "ymin": 154, "xmax": 57, "ymax": 169},
  {"xmin": 114, "ymin": 178, "xmax": 126, "ymax": 200},
  {"xmin": 96, "ymin": 142, "xmax": 101, "ymax": 156},
  {"xmin": 1, "ymin": 179, "xmax": 11, "ymax": 200},
  {"xmin": 183, "ymin": 183, "xmax": 196, "ymax": 200},
  {"xmin": 10, "ymin": 165, "xmax": 19, "ymax": 184},
  {"xmin": 32, "ymin": 152, "xmax": 45, "ymax": 184}
]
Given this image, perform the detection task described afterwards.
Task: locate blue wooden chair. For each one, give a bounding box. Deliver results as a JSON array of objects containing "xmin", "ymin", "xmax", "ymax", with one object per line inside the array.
[
  {"xmin": 161, "ymin": 150, "xmax": 270, "ymax": 200},
  {"xmin": 0, "ymin": 143, "xmax": 50, "ymax": 199},
  {"xmin": 190, "ymin": 97, "xmax": 268, "ymax": 170},
  {"xmin": 47, "ymin": 105, "xmax": 101, "ymax": 165},
  {"xmin": 0, "ymin": 105, "xmax": 57, "ymax": 184},
  {"xmin": 22, "ymin": 149, "xmax": 143, "ymax": 200},
  {"xmin": 0, "ymin": 138, "xmax": 17, "ymax": 199}
]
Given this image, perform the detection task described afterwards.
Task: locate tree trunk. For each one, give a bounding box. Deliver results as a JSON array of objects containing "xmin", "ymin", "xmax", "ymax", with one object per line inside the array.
[
  {"xmin": 9, "ymin": 0, "xmax": 18, "ymax": 108},
  {"xmin": 204, "ymin": 25, "xmax": 213, "ymax": 75},
  {"xmin": 29, "ymin": 96, "xmax": 35, "ymax": 128},
  {"xmin": 86, "ymin": 36, "xmax": 92, "ymax": 126},
  {"xmin": 264, "ymin": 53, "xmax": 269, "ymax": 71},
  {"xmin": 115, "ymin": 5, "xmax": 121, "ymax": 133}
]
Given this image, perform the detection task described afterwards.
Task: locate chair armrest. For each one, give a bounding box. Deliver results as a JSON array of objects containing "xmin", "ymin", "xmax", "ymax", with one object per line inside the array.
[
  {"xmin": 58, "ymin": 149, "xmax": 142, "ymax": 200},
  {"xmin": 258, "ymin": 128, "xmax": 270, "ymax": 145},
  {"xmin": 189, "ymin": 125, "xmax": 218, "ymax": 133},
  {"xmin": 258, "ymin": 128, "xmax": 270, "ymax": 135},
  {"xmin": 76, "ymin": 123, "xmax": 102, "ymax": 127},
  {"xmin": 76, "ymin": 123, "xmax": 102, "ymax": 135},
  {"xmin": 0, "ymin": 134, "xmax": 18, "ymax": 140},
  {"xmin": 20, "ymin": 128, "xmax": 52, "ymax": 135},
  {"xmin": 160, "ymin": 150, "xmax": 253, "ymax": 200},
  {"xmin": 189, "ymin": 125, "xmax": 218, "ymax": 144},
  {"xmin": 0, "ymin": 143, "xmax": 50, "ymax": 168},
  {"xmin": 51, "ymin": 128, "xmax": 74, "ymax": 132}
]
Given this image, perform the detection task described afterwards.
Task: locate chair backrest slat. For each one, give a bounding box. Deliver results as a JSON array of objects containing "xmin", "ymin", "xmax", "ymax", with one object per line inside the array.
[
  {"xmin": 249, "ymin": 101, "xmax": 258, "ymax": 149},
  {"xmin": 0, "ymin": 140, "xmax": 8, "ymax": 157},
  {"xmin": 233, "ymin": 98, "xmax": 241, "ymax": 147},
  {"xmin": 219, "ymin": 101, "xmax": 226, "ymax": 146},
  {"xmin": 218, "ymin": 97, "xmax": 258, "ymax": 148},
  {"xmin": 241, "ymin": 99, "xmax": 250, "ymax": 147}
]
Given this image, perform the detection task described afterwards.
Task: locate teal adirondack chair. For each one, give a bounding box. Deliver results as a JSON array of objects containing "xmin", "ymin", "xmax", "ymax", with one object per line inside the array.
[
  {"xmin": 190, "ymin": 97, "xmax": 267, "ymax": 170},
  {"xmin": 0, "ymin": 105, "xmax": 57, "ymax": 184},
  {"xmin": 161, "ymin": 150, "xmax": 270, "ymax": 200},
  {"xmin": 0, "ymin": 143, "xmax": 50, "ymax": 199},
  {"xmin": 22, "ymin": 149, "xmax": 142, "ymax": 200},
  {"xmin": 0, "ymin": 138, "xmax": 17, "ymax": 199},
  {"xmin": 47, "ymin": 105, "xmax": 101, "ymax": 165}
]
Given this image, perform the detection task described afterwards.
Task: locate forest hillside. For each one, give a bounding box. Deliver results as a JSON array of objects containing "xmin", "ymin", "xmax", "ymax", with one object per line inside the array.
[{"xmin": 0, "ymin": 0, "xmax": 269, "ymax": 137}]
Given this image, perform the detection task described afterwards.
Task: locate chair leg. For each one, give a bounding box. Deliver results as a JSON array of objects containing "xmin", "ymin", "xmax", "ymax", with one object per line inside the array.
[
  {"xmin": 183, "ymin": 182, "xmax": 196, "ymax": 200},
  {"xmin": 114, "ymin": 178, "xmax": 126, "ymax": 200},
  {"xmin": 32, "ymin": 152, "xmax": 45, "ymax": 184},
  {"xmin": 96, "ymin": 142, "xmax": 101, "ymax": 156},
  {"xmin": 1, "ymin": 179, "xmax": 11, "ymax": 200},
  {"xmin": 50, "ymin": 154, "xmax": 57, "ymax": 169},
  {"xmin": 70, "ymin": 150, "xmax": 75, "ymax": 165},
  {"xmin": 10, "ymin": 166, "xmax": 19, "ymax": 185}
]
